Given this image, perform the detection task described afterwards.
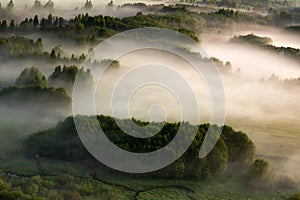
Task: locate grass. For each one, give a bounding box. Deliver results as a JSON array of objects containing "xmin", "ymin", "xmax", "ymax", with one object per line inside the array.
[
  {"xmin": 0, "ymin": 154, "xmax": 38, "ymax": 176},
  {"xmin": 37, "ymin": 157, "xmax": 93, "ymax": 178},
  {"xmin": 1, "ymin": 115, "xmax": 300, "ymax": 199},
  {"xmin": 137, "ymin": 188, "xmax": 190, "ymax": 200},
  {"xmin": 0, "ymin": 155, "xmax": 299, "ymax": 199}
]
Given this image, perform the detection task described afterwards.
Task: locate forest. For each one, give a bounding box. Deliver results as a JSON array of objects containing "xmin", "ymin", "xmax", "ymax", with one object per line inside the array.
[{"xmin": 0, "ymin": 0, "xmax": 300, "ymax": 199}]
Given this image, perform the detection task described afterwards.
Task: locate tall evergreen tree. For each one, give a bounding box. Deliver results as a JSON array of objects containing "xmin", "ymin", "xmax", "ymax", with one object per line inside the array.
[{"xmin": 6, "ymin": 0, "xmax": 14, "ymax": 12}]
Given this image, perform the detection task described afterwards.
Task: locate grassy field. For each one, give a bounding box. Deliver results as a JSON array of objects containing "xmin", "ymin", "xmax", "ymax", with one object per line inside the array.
[
  {"xmin": 0, "ymin": 155, "xmax": 299, "ymax": 199},
  {"xmin": 0, "ymin": 116, "xmax": 300, "ymax": 199},
  {"xmin": 228, "ymin": 118, "xmax": 300, "ymax": 182}
]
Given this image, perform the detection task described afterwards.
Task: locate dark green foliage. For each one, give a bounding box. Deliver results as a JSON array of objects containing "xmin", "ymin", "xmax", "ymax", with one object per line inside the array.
[
  {"xmin": 0, "ymin": 86, "xmax": 71, "ymax": 118},
  {"xmin": 246, "ymin": 160, "xmax": 296, "ymax": 190},
  {"xmin": 216, "ymin": 9, "xmax": 238, "ymax": 17},
  {"xmin": 15, "ymin": 67, "xmax": 47, "ymax": 88},
  {"xmin": 63, "ymin": 191, "xmax": 83, "ymax": 200},
  {"xmin": 1, "ymin": 12, "xmax": 203, "ymax": 44},
  {"xmin": 222, "ymin": 125, "xmax": 255, "ymax": 171},
  {"xmin": 208, "ymin": 57, "xmax": 232, "ymax": 73},
  {"xmin": 1, "ymin": 20, "xmax": 7, "ymax": 30},
  {"xmin": 48, "ymin": 65, "xmax": 93, "ymax": 93},
  {"xmin": 0, "ymin": 35, "xmax": 89, "ymax": 64},
  {"xmin": 0, "ymin": 86, "xmax": 71, "ymax": 105},
  {"xmin": 232, "ymin": 34, "xmax": 300, "ymax": 62},
  {"xmin": 207, "ymin": 138, "xmax": 228, "ymax": 175},
  {"xmin": 288, "ymin": 194, "xmax": 300, "ymax": 200},
  {"xmin": 0, "ymin": 37, "xmax": 44, "ymax": 59},
  {"xmin": 231, "ymin": 34, "xmax": 273, "ymax": 46},
  {"xmin": 286, "ymin": 25, "xmax": 300, "ymax": 33},
  {"xmin": 0, "ymin": 177, "xmax": 31, "ymax": 200},
  {"xmin": 24, "ymin": 115, "xmax": 255, "ymax": 179},
  {"xmin": 246, "ymin": 159, "xmax": 275, "ymax": 190},
  {"xmin": 248, "ymin": 159, "xmax": 270, "ymax": 178},
  {"xmin": 274, "ymin": 11, "xmax": 292, "ymax": 26},
  {"xmin": 9, "ymin": 20, "xmax": 15, "ymax": 30},
  {"xmin": 100, "ymin": 59, "xmax": 120, "ymax": 68}
]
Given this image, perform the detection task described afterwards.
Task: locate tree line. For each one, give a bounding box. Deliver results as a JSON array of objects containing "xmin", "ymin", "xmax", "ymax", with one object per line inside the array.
[{"xmin": 25, "ymin": 115, "xmax": 256, "ymax": 179}]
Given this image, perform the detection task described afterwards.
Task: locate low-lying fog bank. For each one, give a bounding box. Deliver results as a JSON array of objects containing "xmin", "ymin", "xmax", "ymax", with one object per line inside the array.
[{"xmin": 200, "ymin": 26, "xmax": 300, "ymax": 181}]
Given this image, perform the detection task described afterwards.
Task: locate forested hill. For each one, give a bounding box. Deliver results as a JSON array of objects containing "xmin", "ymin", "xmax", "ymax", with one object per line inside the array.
[
  {"xmin": 231, "ymin": 34, "xmax": 300, "ymax": 62},
  {"xmin": 0, "ymin": 6, "xmax": 286, "ymax": 46},
  {"xmin": 25, "ymin": 115, "xmax": 255, "ymax": 179}
]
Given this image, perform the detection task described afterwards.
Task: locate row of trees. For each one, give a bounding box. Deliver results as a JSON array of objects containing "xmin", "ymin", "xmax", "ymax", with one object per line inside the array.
[
  {"xmin": 32, "ymin": 0, "xmax": 54, "ymax": 11},
  {"xmin": 48, "ymin": 65, "xmax": 93, "ymax": 93},
  {"xmin": 1, "ymin": 7, "xmax": 292, "ymax": 47},
  {"xmin": 0, "ymin": 36, "xmax": 91, "ymax": 65},
  {"xmin": 0, "ymin": 65, "xmax": 92, "ymax": 118},
  {"xmin": 0, "ymin": 37, "xmax": 43, "ymax": 58},
  {"xmin": 24, "ymin": 115, "xmax": 297, "ymax": 189},
  {"xmin": 25, "ymin": 115, "xmax": 256, "ymax": 179},
  {"xmin": 0, "ymin": 12, "xmax": 203, "ymax": 44},
  {"xmin": 0, "ymin": 0, "xmax": 94, "ymax": 13},
  {"xmin": 14, "ymin": 66, "xmax": 93, "ymax": 94},
  {"xmin": 266, "ymin": 73, "xmax": 300, "ymax": 88},
  {"xmin": 231, "ymin": 34, "xmax": 300, "ymax": 62}
]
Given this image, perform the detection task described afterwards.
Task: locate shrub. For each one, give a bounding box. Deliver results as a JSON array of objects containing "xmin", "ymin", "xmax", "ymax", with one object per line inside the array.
[{"xmin": 62, "ymin": 191, "xmax": 82, "ymax": 200}]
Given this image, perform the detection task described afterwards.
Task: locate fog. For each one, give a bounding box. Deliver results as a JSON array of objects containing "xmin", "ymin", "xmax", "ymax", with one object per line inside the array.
[
  {"xmin": 1, "ymin": 7, "xmax": 300, "ymax": 184},
  {"xmin": 0, "ymin": 0, "xmax": 165, "ymax": 21},
  {"xmin": 200, "ymin": 27, "xmax": 300, "ymax": 182},
  {"xmin": 234, "ymin": 26, "xmax": 300, "ymax": 50},
  {"xmin": 200, "ymin": 27, "xmax": 300, "ymax": 122},
  {"xmin": 0, "ymin": 105, "xmax": 64, "ymax": 156},
  {"xmin": 1, "ymin": 0, "xmax": 168, "ymax": 8},
  {"xmin": 70, "ymin": 26, "xmax": 300, "ymax": 182}
]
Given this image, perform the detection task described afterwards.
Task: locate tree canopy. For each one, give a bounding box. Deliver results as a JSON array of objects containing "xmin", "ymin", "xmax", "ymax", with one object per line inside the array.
[
  {"xmin": 25, "ymin": 115, "xmax": 256, "ymax": 179},
  {"xmin": 16, "ymin": 67, "xmax": 47, "ymax": 88}
]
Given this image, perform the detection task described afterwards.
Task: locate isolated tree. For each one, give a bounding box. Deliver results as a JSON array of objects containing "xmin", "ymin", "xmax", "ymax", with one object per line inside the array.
[
  {"xmin": 248, "ymin": 159, "xmax": 270, "ymax": 178},
  {"xmin": 33, "ymin": 15, "xmax": 39, "ymax": 27},
  {"xmin": 50, "ymin": 49, "xmax": 56, "ymax": 59},
  {"xmin": 47, "ymin": 14, "xmax": 53, "ymax": 25},
  {"xmin": 33, "ymin": 0, "xmax": 42, "ymax": 9},
  {"xmin": 107, "ymin": 0, "xmax": 113, "ymax": 7},
  {"xmin": 9, "ymin": 19, "xmax": 15, "ymax": 30},
  {"xmin": 6, "ymin": 0, "xmax": 14, "ymax": 12},
  {"xmin": 1, "ymin": 20, "xmax": 7, "ymax": 30},
  {"xmin": 35, "ymin": 38, "xmax": 43, "ymax": 52},
  {"xmin": 58, "ymin": 17, "xmax": 65, "ymax": 27}
]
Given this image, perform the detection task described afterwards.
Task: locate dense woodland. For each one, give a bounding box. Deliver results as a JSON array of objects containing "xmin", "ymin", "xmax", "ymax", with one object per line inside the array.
[
  {"xmin": 0, "ymin": 1, "xmax": 300, "ymax": 199},
  {"xmin": 0, "ymin": 4, "xmax": 297, "ymax": 46},
  {"xmin": 24, "ymin": 115, "xmax": 255, "ymax": 179},
  {"xmin": 0, "ymin": 65, "xmax": 94, "ymax": 119}
]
